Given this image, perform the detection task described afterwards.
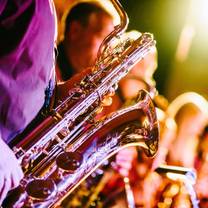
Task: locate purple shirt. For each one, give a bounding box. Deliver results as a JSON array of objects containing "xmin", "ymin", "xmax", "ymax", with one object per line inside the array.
[{"xmin": 0, "ymin": 0, "xmax": 57, "ymax": 143}]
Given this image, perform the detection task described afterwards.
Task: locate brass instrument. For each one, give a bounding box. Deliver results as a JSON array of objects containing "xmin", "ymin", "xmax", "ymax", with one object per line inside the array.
[
  {"xmin": 3, "ymin": 0, "xmax": 158, "ymax": 207},
  {"xmin": 4, "ymin": 90, "xmax": 159, "ymax": 208}
]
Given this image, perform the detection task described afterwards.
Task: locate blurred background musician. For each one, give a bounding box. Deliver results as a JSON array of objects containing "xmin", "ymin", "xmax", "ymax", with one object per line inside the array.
[
  {"xmin": 153, "ymin": 93, "xmax": 208, "ymax": 208},
  {"xmin": 55, "ymin": 2, "xmax": 114, "ymax": 82}
]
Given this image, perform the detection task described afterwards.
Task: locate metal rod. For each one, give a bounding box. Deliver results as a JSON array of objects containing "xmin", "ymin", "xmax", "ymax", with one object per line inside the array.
[{"xmin": 123, "ymin": 176, "xmax": 136, "ymax": 208}]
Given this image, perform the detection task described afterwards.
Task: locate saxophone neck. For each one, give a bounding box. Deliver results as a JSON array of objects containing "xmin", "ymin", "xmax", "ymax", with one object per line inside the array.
[
  {"xmin": 111, "ymin": 0, "xmax": 129, "ymax": 33},
  {"xmin": 96, "ymin": 0, "xmax": 129, "ymax": 62}
]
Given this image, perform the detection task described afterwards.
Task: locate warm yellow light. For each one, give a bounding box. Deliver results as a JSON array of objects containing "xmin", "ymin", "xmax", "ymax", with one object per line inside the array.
[
  {"xmin": 175, "ymin": 24, "xmax": 195, "ymax": 62},
  {"xmin": 189, "ymin": 0, "xmax": 208, "ymax": 31},
  {"xmin": 175, "ymin": 0, "xmax": 208, "ymax": 61}
]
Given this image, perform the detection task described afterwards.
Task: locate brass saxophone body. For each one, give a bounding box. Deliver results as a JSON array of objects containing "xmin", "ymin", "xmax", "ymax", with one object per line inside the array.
[
  {"xmin": 4, "ymin": 90, "xmax": 159, "ymax": 208},
  {"xmin": 3, "ymin": 0, "xmax": 158, "ymax": 207}
]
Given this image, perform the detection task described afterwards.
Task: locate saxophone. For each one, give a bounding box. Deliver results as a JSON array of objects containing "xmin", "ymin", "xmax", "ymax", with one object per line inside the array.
[{"xmin": 3, "ymin": 0, "xmax": 158, "ymax": 207}]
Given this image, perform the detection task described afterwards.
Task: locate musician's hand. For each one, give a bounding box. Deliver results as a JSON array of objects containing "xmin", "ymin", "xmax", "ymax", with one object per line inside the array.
[
  {"xmin": 0, "ymin": 137, "xmax": 23, "ymax": 205},
  {"xmin": 115, "ymin": 147, "xmax": 138, "ymax": 177}
]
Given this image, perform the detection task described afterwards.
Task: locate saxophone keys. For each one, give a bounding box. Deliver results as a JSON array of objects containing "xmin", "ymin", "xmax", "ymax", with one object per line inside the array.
[
  {"xmin": 25, "ymin": 178, "xmax": 57, "ymax": 201},
  {"xmin": 58, "ymin": 127, "xmax": 70, "ymax": 138},
  {"xmin": 21, "ymin": 153, "xmax": 33, "ymax": 171},
  {"xmin": 13, "ymin": 146, "xmax": 25, "ymax": 159},
  {"xmin": 56, "ymin": 151, "xmax": 83, "ymax": 174},
  {"xmin": 51, "ymin": 110, "xmax": 63, "ymax": 121}
]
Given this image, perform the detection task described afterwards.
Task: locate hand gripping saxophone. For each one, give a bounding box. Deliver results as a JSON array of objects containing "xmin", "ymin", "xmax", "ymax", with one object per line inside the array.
[{"xmin": 3, "ymin": 0, "xmax": 158, "ymax": 207}]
